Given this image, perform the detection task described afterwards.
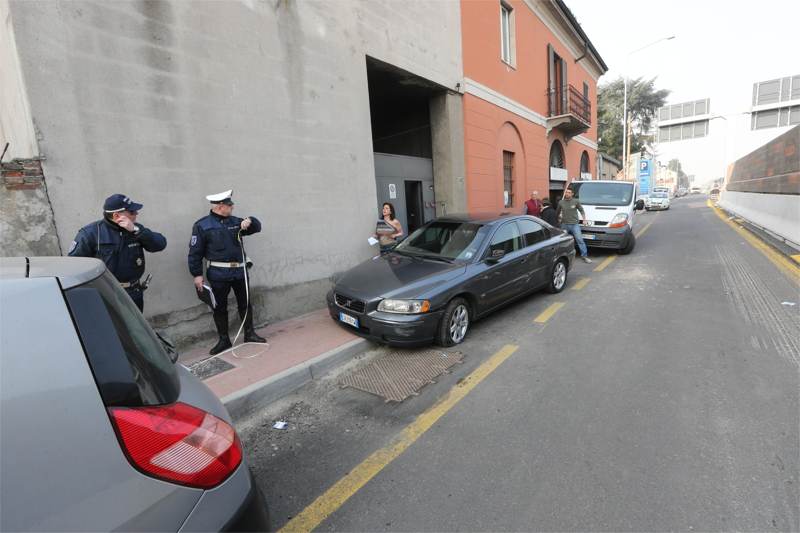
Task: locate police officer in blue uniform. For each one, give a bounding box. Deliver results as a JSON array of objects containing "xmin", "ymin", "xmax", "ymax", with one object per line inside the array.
[
  {"xmin": 69, "ymin": 193, "xmax": 167, "ymax": 311},
  {"xmin": 188, "ymin": 190, "xmax": 267, "ymax": 355}
]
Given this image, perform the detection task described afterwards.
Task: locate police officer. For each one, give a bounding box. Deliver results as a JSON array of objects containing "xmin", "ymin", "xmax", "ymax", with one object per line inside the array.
[
  {"xmin": 188, "ymin": 190, "xmax": 267, "ymax": 355},
  {"xmin": 68, "ymin": 193, "xmax": 167, "ymax": 311}
]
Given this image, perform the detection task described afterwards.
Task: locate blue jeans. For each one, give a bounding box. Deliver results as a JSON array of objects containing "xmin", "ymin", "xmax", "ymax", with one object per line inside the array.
[{"xmin": 562, "ymin": 223, "xmax": 588, "ymax": 257}]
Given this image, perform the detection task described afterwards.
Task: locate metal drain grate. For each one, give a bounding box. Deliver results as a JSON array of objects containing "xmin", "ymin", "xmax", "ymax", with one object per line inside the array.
[
  {"xmin": 188, "ymin": 357, "xmax": 235, "ymax": 380},
  {"xmin": 340, "ymin": 349, "xmax": 463, "ymax": 402}
]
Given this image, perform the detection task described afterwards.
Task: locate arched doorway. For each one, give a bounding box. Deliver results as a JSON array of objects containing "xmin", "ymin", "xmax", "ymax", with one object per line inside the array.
[{"xmin": 549, "ymin": 140, "xmax": 567, "ymax": 204}]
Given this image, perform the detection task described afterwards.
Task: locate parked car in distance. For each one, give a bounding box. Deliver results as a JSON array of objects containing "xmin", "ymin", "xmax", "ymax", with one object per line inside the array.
[
  {"xmin": 676, "ymin": 187, "xmax": 688, "ymax": 197},
  {"xmin": 568, "ymin": 180, "xmax": 645, "ymax": 255},
  {"xmin": 645, "ymin": 192, "xmax": 671, "ymax": 211},
  {"xmin": 328, "ymin": 214, "xmax": 575, "ymax": 347},
  {"xmin": 652, "ymin": 186, "xmax": 671, "ymax": 197},
  {"xmin": 709, "ymin": 187, "xmax": 720, "ymax": 201},
  {"xmin": 690, "ymin": 186, "xmax": 702, "ymax": 194},
  {"xmin": 0, "ymin": 257, "xmax": 269, "ymax": 532}
]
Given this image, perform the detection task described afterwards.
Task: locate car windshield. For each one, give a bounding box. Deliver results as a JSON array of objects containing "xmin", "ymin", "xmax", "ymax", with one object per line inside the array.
[
  {"xmin": 570, "ymin": 182, "xmax": 633, "ymax": 206},
  {"xmin": 395, "ymin": 221, "xmax": 489, "ymax": 261},
  {"xmin": 651, "ymin": 193, "xmax": 668, "ymax": 198}
]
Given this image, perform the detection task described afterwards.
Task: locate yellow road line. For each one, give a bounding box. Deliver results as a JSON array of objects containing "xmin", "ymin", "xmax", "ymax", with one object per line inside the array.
[
  {"xmin": 571, "ymin": 277, "xmax": 591, "ymax": 291},
  {"xmin": 593, "ymin": 255, "xmax": 617, "ymax": 272},
  {"xmin": 709, "ymin": 202, "xmax": 800, "ymax": 287},
  {"xmin": 635, "ymin": 219, "xmax": 655, "ymax": 239},
  {"xmin": 791, "ymin": 254, "xmax": 800, "ymax": 264},
  {"xmin": 533, "ymin": 302, "xmax": 565, "ymax": 323},
  {"xmin": 280, "ymin": 344, "xmax": 520, "ymax": 533}
]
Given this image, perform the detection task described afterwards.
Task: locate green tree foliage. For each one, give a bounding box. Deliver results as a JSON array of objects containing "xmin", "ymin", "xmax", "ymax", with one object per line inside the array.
[
  {"xmin": 598, "ymin": 77, "xmax": 670, "ymax": 161},
  {"xmin": 668, "ymin": 158, "xmax": 690, "ymax": 188}
]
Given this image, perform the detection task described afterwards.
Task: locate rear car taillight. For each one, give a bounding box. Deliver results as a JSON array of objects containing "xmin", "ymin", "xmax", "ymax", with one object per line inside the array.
[{"xmin": 108, "ymin": 402, "xmax": 242, "ymax": 489}]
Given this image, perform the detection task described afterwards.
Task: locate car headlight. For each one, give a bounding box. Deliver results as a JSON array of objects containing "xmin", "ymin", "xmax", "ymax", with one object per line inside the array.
[
  {"xmin": 378, "ymin": 299, "xmax": 431, "ymax": 314},
  {"xmin": 608, "ymin": 213, "xmax": 629, "ymax": 228}
]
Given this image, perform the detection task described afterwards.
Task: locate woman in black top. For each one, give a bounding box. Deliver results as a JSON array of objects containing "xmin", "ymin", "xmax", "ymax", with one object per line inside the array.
[{"xmin": 538, "ymin": 198, "xmax": 559, "ymax": 226}]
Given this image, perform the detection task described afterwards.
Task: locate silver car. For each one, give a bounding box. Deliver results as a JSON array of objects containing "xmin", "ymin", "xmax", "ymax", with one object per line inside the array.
[{"xmin": 0, "ymin": 257, "xmax": 269, "ymax": 531}]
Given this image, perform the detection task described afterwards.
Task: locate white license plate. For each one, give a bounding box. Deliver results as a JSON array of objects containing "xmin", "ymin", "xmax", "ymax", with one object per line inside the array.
[
  {"xmin": 339, "ymin": 312, "xmax": 359, "ymax": 328},
  {"xmin": 582, "ymin": 233, "xmax": 596, "ymax": 240}
]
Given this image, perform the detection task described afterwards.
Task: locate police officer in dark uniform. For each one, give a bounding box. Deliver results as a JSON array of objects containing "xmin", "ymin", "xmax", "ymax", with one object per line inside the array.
[
  {"xmin": 68, "ymin": 193, "xmax": 167, "ymax": 311},
  {"xmin": 188, "ymin": 190, "xmax": 267, "ymax": 355}
]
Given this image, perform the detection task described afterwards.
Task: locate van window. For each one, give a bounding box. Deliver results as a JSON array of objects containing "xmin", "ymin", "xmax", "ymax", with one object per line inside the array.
[
  {"xmin": 570, "ymin": 182, "xmax": 634, "ymax": 206},
  {"xmin": 65, "ymin": 272, "xmax": 179, "ymax": 407}
]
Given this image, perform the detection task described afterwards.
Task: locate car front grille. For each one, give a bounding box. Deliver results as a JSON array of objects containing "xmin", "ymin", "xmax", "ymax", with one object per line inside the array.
[{"xmin": 335, "ymin": 293, "xmax": 366, "ymax": 314}]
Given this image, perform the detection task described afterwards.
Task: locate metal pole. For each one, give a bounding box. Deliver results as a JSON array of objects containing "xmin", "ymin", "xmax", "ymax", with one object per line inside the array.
[
  {"xmin": 621, "ymin": 35, "xmax": 675, "ymax": 183},
  {"xmin": 623, "ymin": 73, "xmax": 628, "ymax": 180}
]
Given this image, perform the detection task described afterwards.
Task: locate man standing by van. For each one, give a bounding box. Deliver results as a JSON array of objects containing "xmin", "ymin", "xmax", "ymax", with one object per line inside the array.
[{"xmin": 557, "ymin": 189, "xmax": 592, "ymax": 264}]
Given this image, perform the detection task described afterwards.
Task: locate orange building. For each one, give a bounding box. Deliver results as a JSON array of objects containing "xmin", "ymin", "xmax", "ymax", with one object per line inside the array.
[{"xmin": 460, "ymin": 0, "xmax": 607, "ymax": 212}]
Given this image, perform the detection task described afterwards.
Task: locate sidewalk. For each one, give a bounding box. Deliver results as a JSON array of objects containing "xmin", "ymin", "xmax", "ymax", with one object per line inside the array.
[{"xmin": 178, "ymin": 308, "xmax": 374, "ymax": 421}]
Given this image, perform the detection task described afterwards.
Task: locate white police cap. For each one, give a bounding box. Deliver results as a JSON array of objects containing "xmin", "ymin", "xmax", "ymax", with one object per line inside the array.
[{"xmin": 206, "ymin": 190, "xmax": 234, "ymax": 204}]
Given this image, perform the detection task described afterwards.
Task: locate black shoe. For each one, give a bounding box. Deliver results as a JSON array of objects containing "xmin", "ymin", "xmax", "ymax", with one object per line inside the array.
[
  {"xmin": 209, "ymin": 336, "xmax": 232, "ymax": 355},
  {"xmin": 244, "ymin": 330, "xmax": 267, "ymax": 344}
]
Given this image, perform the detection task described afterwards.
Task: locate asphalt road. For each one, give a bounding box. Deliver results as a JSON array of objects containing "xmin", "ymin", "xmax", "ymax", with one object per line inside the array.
[{"xmin": 241, "ymin": 197, "xmax": 799, "ymax": 532}]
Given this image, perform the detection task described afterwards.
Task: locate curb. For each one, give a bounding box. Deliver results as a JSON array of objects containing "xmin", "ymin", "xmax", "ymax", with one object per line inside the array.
[{"xmin": 221, "ymin": 337, "xmax": 374, "ymax": 422}]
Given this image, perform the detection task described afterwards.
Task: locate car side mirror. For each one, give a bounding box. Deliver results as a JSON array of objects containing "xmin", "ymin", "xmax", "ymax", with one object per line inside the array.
[
  {"xmin": 156, "ymin": 331, "xmax": 179, "ymax": 364},
  {"xmin": 486, "ymin": 249, "xmax": 505, "ymax": 263},
  {"xmin": 635, "ymin": 199, "xmax": 645, "ymax": 211}
]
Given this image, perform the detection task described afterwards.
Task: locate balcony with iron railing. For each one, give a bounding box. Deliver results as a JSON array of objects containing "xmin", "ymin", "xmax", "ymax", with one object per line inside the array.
[{"xmin": 546, "ymin": 84, "xmax": 591, "ymax": 139}]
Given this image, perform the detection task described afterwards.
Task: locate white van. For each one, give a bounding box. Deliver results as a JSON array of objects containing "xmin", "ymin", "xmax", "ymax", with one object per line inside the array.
[{"xmin": 567, "ymin": 180, "xmax": 644, "ymax": 255}]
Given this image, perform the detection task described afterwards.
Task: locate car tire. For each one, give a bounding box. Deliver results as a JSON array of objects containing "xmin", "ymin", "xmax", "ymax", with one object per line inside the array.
[
  {"xmin": 546, "ymin": 259, "xmax": 568, "ymax": 294},
  {"xmin": 436, "ymin": 298, "xmax": 470, "ymax": 347},
  {"xmin": 619, "ymin": 232, "xmax": 636, "ymax": 255}
]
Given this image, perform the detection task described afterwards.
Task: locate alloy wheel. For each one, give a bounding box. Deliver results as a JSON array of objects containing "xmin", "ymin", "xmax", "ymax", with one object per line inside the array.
[
  {"xmin": 449, "ymin": 304, "xmax": 469, "ymax": 344},
  {"xmin": 553, "ymin": 261, "xmax": 566, "ymax": 290}
]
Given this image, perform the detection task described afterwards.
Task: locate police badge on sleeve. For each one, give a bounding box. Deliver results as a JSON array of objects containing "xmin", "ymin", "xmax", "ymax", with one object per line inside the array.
[{"xmin": 190, "ymin": 235, "xmax": 197, "ymax": 246}]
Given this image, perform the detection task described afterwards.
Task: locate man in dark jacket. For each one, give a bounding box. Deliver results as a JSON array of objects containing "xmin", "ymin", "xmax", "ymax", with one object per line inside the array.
[
  {"xmin": 188, "ymin": 190, "xmax": 266, "ymax": 355},
  {"xmin": 69, "ymin": 193, "xmax": 166, "ymax": 311},
  {"xmin": 538, "ymin": 198, "xmax": 559, "ymax": 226}
]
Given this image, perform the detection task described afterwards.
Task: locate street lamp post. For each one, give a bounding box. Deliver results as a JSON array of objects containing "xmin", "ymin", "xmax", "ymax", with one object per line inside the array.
[{"xmin": 622, "ymin": 35, "xmax": 675, "ymax": 180}]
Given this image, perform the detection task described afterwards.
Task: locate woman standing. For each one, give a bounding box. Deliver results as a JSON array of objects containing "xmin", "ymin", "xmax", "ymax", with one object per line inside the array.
[{"xmin": 376, "ymin": 202, "xmax": 404, "ymax": 253}]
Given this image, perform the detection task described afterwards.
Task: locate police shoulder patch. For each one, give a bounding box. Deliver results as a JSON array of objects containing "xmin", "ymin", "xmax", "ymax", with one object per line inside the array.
[
  {"xmin": 69, "ymin": 240, "xmax": 77, "ymax": 253},
  {"xmin": 190, "ymin": 235, "xmax": 197, "ymax": 246}
]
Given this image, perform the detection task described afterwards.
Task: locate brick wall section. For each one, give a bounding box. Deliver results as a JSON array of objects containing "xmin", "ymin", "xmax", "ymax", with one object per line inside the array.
[
  {"xmin": 1, "ymin": 158, "xmax": 44, "ymax": 190},
  {"xmin": 727, "ymin": 125, "xmax": 800, "ymax": 194}
]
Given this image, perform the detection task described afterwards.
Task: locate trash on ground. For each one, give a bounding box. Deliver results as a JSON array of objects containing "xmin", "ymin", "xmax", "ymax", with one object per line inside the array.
[
  {"xmin": 781, "ymin": 301, "xmax": 796, "ymax": 306},
  {"xmin": 273, "ymin": 421, "xmax": 288, "ymax": 430}
]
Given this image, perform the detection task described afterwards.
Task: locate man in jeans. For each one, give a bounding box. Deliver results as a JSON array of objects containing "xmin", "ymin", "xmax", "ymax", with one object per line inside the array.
[{"xmin": 556, "ymin": 188, "xmax": 592, "ymax": 263}]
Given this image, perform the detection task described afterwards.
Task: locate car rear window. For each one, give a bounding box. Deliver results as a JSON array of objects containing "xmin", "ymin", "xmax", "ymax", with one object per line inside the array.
[{"xmin": 64, "ymin": 272, "xmax": 179, "ymax": 407}]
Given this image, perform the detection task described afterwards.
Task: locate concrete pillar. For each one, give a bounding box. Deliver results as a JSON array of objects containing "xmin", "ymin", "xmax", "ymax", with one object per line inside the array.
[{"xmin": 429, "ymin": 91, "xmax": 467, "ymax": 215}]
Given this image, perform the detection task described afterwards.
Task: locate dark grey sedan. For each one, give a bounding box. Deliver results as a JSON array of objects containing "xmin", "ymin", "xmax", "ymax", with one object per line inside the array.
[{"xmin": 327, "ymin": 213, "xmax": 575, "ymax": 347}]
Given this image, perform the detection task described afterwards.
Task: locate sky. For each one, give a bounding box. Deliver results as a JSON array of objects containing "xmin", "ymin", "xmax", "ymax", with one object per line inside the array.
[{"xmin": 565, "ymin": 0, "xmax": 800, "ymax": 183}]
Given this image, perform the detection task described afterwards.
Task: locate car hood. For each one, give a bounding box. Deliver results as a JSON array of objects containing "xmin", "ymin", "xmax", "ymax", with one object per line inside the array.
[
  {"xmin": 335, "ymin": 253, "xmax": 466, "ymax": 300},
  {"xmin": 582, "ymin": 204, "xmax": 630, "ymax": 223}
]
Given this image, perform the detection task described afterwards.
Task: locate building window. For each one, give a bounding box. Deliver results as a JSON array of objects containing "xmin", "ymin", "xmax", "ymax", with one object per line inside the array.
[
  {"xmin": 503, "ymin": 151, "xmax": 514, "ymax": 207},
  {"xmin": 751, "ymin": 106, "xmax": 800, "ymax": 130},
  {"xmin": 580, "ymin": 151, "xmax": 589, "ymax": 172},
  {"xmin": 549, "ymin": 141, "xmax": 565, "ymax": 168},
  {"xmin": 500, "ymin": 3, "xmax": 514, "ymax": 65}
]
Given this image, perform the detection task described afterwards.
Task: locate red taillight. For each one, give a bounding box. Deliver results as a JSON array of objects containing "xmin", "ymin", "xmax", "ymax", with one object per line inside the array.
[{"xmin": 108, "ymin": 402, "xmax": 242, "ymax": 489}]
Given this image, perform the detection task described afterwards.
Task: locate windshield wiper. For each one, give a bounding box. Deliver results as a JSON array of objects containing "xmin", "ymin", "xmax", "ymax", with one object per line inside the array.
[{"xmin": 415, "ymin": 253, "xmax": 454, "ymax": 263}]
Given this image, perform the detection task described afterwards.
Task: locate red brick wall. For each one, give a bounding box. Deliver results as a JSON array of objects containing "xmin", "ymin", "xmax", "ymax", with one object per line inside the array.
[
  {"xmin": 726, "ymin": 125, "xmax": 800, "ymax": 194},
  {"xmin": 1, "ymin": 158, "xmax": 44, "ymax": 190}
]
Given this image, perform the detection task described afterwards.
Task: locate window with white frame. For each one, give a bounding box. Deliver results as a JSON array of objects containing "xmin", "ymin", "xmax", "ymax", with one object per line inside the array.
[{"xmin": 500, "ymin": 2, "xmax": 514, "ymax": 65}]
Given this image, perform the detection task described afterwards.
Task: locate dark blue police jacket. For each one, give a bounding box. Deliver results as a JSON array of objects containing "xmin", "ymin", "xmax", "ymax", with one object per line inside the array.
[
  {"xmin": 68, "ymin": 219, "xmax": 167, "ymax": 283},
  {"xmin": 188, "ymin": 212, "xmax": 261, "ymax": 282}
]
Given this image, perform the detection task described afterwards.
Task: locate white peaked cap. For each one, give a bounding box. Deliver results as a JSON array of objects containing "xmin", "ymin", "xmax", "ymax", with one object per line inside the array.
[{"xmin": 206, "ymin": 190, "xmax": 233, "ymax": 202}]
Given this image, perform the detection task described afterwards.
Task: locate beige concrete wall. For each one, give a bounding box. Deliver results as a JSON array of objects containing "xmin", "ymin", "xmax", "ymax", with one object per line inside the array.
[
  {"xmin": 0, "ymin": 0, "xmax": 37, "ymax": 160},
  {"xmin": 8, "ymin": 0, "xmax": 463, "ymax": 338}
]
